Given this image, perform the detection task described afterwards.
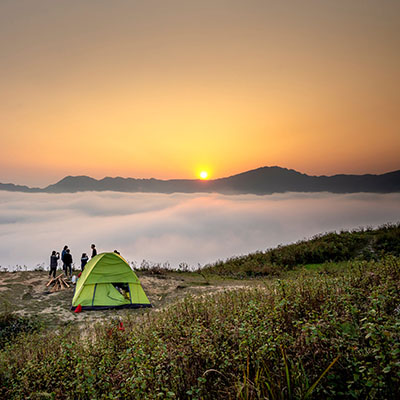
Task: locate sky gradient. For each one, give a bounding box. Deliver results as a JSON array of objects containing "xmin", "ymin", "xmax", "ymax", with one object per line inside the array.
[{"xmin": 1, "ymin": 1, "xmax": 399, "ymax": 186}]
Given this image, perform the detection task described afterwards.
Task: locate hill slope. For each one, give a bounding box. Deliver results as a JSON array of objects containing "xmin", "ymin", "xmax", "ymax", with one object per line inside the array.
[
  {"xmin": 1, "ymin": 224, "xmax": 399, "ymax": 398},
  {"xmin": 1, "ymin": 256, "xmax": 399, "ymax": 399},
  {"xmin": 203, "ymin": 223, "xmax": 400, "ymax": 278}
]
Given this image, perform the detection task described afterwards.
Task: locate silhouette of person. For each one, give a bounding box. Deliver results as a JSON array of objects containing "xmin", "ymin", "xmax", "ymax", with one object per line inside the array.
[
  {"xmin": 61, "ymin": 245, "xmax": 68, "ymax": 275},
  {"xmin": 91, "ymin": 244, "xmax": 97, "ymax": 258},
  {"xmin": 49, "ymin": 250, "xmax": 59, "ymax": 278},
  {"xmin": 64, "ymin": 249, "xmax": 73, "ymax": 277},
  {"xmin": 81, "ymin": 253, "xmax": 89, "ymax": 271}
]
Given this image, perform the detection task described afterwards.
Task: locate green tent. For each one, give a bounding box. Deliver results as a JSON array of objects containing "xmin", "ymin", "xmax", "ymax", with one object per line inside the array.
[{"xmin": 71, "ymin": 252, "xmax": 151, "ymax": 311}]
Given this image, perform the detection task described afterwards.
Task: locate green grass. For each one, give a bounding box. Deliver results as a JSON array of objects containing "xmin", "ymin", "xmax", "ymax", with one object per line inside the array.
[
  {"xmin": 1, "ymin": 256, "xmax": 400, "ymax": 399},
  {"xmin": 202, "ymin": 223, "xmax": 400, "ymax": 278}
]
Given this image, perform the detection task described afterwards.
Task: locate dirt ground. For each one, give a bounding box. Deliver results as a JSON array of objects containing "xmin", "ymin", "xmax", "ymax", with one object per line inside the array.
[{"xmin": 0, "ymin": 269, "xmax": 262, "ymax": 328}]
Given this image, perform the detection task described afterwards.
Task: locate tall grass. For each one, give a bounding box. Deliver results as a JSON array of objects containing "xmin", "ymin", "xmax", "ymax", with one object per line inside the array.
[{"xmin": 1, "ymin": 256, "xmax": 399, "ymax": 399}]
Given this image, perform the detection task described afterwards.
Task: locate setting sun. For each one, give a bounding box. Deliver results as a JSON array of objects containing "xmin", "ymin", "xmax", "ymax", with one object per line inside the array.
[{"xmin": 199, "ymin": 171, "xmax": 208, "ymax": 180}]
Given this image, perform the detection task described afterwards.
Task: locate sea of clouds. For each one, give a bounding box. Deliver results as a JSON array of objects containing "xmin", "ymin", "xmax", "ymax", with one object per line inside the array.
[{"xmin": 0, "ymin": 191, "xmax": 399, "ymax": 270}]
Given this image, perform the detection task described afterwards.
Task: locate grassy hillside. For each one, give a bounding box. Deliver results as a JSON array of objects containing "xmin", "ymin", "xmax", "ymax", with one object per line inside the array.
[
  {"xmin": 1, "ymin": 224, "xmax": 399, "ymax": 399},
  {"xmin": 202, "ymin": 223, "xmax": 400, "ymax": 278},
  {"xmin": 1, "ymin": 256, "xmax": 399, "ymax": 399}
]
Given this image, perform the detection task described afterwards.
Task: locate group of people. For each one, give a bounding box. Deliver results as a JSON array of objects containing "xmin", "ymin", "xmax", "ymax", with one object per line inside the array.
[{"xmin": 49, "ymin": 244, "xmax": 97, "ymax": 278}]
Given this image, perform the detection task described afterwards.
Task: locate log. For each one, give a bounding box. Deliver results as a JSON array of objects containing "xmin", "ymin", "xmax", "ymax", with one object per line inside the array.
[
  {"xmin": 46, "ymin": 277, "xmax": 56, "ymax": 287},
  {"xmin": 61, "ymin": 279, "xmax": 70, "ymax": 288},
  {"xmin": 46, "ymin": 273, "xmax": 64, "ymax": 287},
  {"xmin": 47, "ymin": 274, "xmax": 72, "ymax": 292}
]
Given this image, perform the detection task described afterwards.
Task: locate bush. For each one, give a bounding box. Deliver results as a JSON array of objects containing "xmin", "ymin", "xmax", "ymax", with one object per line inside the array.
[{"xmin": 0, "ymin": 310, "xmax": 42, "ymax": 349}]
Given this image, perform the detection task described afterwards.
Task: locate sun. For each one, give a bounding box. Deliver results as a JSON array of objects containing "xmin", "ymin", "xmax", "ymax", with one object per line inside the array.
[{"xmin": 199, "ymin": 171, "xmax": 208, "ymax": 180}]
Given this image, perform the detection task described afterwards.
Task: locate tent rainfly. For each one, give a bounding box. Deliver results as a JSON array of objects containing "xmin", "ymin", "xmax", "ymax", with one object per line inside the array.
[{"xmin": 71, "ymin": 252, "xmax": 151, "ymax": 311}]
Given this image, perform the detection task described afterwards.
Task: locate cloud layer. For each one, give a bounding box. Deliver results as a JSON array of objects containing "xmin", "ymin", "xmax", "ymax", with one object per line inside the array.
[{"xmin": 0, "ymin": 191, "xmax": 399, "ymax": 270}]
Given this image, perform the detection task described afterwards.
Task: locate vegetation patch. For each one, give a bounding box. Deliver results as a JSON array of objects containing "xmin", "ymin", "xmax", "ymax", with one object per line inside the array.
[
  {"xmin": 203, "ymin": 224, "xmax": 400, "ymax": 278},
  {"xmin": 0, "ymin": 309, "xmax": 42, "ymax": 350}
]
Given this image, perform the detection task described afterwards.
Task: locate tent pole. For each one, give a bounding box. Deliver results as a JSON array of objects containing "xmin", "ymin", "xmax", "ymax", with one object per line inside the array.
[
  {"xmin": 91, "ymin": 283, "xmax": 97, "ymax": 306},
  {"xmin": 128, "ymin": 284, "xmax": 133, "ymax": 304}
]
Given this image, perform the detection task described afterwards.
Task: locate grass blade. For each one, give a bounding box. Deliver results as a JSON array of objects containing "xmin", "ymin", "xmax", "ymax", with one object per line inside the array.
[
  {"xmin": 304, "ymin": 355, "xmax": 340, "ymax": 399},
  {"xmin": 281, "ymin": 345, "xmax": 292, "ymax": 399}
]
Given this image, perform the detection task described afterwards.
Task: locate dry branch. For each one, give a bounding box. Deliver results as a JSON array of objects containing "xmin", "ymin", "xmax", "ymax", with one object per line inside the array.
[{"xmin": 46, "ymin": 274, "xmax": 71, "ymax": 292}]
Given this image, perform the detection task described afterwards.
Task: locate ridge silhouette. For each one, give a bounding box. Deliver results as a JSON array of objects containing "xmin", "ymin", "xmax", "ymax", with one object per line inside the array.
[{"xmin": 1, "ymin": 166, "xmax": 399, "ymax": 194}]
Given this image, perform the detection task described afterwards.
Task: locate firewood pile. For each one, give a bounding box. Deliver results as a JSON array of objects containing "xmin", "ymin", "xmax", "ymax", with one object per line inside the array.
[{"xmin": 46, "ymin": 273, "xmax": 70, "ymax": 292}]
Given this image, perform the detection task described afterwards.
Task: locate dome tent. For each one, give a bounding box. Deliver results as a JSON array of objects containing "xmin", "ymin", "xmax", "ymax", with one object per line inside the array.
[{"xmin": 71, "ymin": 252, "xmax": 151, "ymax": 311}]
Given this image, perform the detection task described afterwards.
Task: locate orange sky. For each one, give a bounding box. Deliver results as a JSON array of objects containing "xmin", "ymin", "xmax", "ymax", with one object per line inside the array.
[{"xmin": 1, "ymin": 1, "xmax": 399, "ymax": 186}]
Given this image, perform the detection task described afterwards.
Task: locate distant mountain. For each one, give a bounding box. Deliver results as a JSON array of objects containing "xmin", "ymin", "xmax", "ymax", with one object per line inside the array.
[
  {"xmin": 1, "ymin": 167, "xmax": 400, "ymax": 195},
  {"xmin": 0, "ymin": 182, "xmax": 41, "ymax": 193}
]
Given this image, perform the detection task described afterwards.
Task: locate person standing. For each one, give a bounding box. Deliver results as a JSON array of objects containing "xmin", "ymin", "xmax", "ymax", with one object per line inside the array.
[
  {"xmin": 81, "ymin": 253, "xmax": 89, "ymax": 271},
  {"xmin": 61, "ymin": 245, "xmax": 68, "ymax": 275},
  {"xmin": 64, "ymin": 249, "xmax": 73, "ymax": 277},
  {"xmin": 49, "ymin": 250, "xmax": 60, "ymax": 278},
  {"xmin": 91, "ymin": 244, "xmax": 97, "ymax": 258}
]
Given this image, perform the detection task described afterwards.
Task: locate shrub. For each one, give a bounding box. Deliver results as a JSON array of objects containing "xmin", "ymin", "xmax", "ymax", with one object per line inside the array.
[{"xmin": 0, "ymin": 310, "xmax": 42, "ymax": 349}]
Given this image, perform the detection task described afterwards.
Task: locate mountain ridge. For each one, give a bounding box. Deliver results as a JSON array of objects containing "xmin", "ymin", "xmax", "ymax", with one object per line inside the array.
[{"xmin": 1, "ymin": 166, "xmax": 399, "ymax": 195}]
